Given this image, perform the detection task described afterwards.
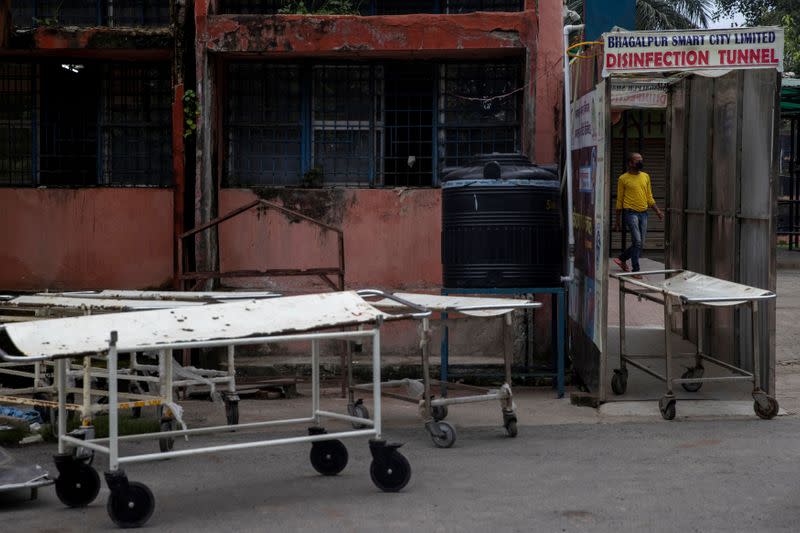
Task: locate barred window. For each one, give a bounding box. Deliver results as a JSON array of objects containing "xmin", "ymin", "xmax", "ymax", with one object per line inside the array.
[
  {"xmin": 223, "ymin": 60, "xmax": 521, "ymax": 187},
  {"xmin": 11, "ymin": 1, "xmax": 170, "ymax": 29},
  {"xmin": 0, "ymin": 61, "xmax": 172, "ymax": 187},
  {"xmin": 224, "ymin": 63, "xmax": 303, "ymax": 187},
  {"xmin": 217, "ymin": 0, "xmax": 523, "ymax": 14},
  {"xmin": 440, "ymin": 63, "xmax": 522, "ymax": 167}
]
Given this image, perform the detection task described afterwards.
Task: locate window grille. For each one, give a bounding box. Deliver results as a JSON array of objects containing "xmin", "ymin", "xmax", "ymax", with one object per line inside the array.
[
  {"xmin": 217, "ymin": 0, "xmax": 522, "ymax": 14},
  {"xmin": 0, "ymin": 61, "xmax": 172, "ymax": 187},
  {"xmin": 223, "ymin": 60, "xmax": 521, "ymax": 187},
  {"xmin": 439, "ymin": 62, "xmax": 521, "ymax": 167},
  {"xmin": 224, "ymin": 63, "xmax": 303, "ymax": 187},
  {"xmin": 11, "ymin": 0, "xmax": 170, "ymax": 29}
]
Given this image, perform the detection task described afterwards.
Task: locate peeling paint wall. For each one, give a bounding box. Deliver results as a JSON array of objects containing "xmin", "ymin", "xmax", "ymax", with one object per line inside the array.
[{"xmin": 0, "ymin": 189, "xmax": 174, "ymax": 290}]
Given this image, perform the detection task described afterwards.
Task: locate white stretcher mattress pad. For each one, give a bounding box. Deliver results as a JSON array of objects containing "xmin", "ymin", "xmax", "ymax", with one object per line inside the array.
[
  {"xmin": 624, "ymin": 270, "xmax": 773, "ymax": 306},
  {"xmin": 371, "ymin": 292, "xmax": 541, "ymax": 317},
  {"xmin": 1, "ymin": 291, "xmax": 384, "ymax": 358},
  {"xmin": 8, "ymin": 295, "xmax": 205, "ymax": 310}
]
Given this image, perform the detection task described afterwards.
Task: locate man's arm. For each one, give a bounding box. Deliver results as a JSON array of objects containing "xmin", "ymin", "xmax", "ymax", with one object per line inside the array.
[{"xmin": 646, "ymin": 174, "xmax": 663, "ymax": 221}]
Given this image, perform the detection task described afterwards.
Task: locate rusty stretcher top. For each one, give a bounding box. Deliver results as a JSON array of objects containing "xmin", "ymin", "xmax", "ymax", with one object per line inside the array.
[
  {"xmin": 366, "ymin": 292, "xmax": 542, "ymax": 317},
  {"xmin": 0, "ymin": 291, "xmax": 427, "ymax": 359},
  {"xmin": 612, "ymin": 269, "xmax": 776, "ymax": 306}
]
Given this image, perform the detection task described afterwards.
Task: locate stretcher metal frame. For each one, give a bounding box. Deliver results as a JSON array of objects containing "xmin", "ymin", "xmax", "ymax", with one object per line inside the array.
[
  {"xmin": 0, "ymin": 291, "xmax": 428, "ymax": 528},
  {"xmin": 348, "ymin": 291, "xmax": 541, "ymax": 448},
  {"xmin": 0, "ymin": 292, "xmax": 280, "ymax": 430},
  {"xmin": 612, "ymin": 269, "xmax": 778, "ymax": 420}
]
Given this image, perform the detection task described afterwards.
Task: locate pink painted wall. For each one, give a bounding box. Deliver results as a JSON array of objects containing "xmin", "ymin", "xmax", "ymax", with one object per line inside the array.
[
  {"xmin": 219, "ymin": 188, "xmax": 441, "ymax": 291},
  {"xmin": 0, "ymin": 189, "xmax": 174, "ymax": 291}
]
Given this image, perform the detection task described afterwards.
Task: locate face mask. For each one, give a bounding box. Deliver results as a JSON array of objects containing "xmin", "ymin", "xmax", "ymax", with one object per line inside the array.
[{"xmin": 634, "ymin": 161, "xmax": 644, "ymax": 170}]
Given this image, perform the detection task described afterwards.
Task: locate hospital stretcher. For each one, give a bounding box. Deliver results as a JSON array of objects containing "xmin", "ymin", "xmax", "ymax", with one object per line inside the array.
[
  {"xmin": 348, "ymin": 292, "xmax": 541, "ymax": 448},
  {"xmin": 611, "ymin": 270, "xmax": 778, "ymax": 420},
  {"xmin": 0, "ymin": 290, "xmax": 426, "ymax": 528}
]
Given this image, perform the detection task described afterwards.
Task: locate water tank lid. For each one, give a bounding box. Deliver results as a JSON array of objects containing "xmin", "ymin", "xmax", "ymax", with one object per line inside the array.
[
  {"xmin": 440, "ymin": 153, "xmax": 559, "ymax": 183},
  {"xmin": 442, "ymin": 179, "xmax": 561, "ymax": 190}
]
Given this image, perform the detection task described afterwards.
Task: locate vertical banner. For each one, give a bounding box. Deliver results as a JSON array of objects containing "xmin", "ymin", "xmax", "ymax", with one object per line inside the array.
[{"xmin": 569, "ymin": 83, "xmax": 609, "ymax": 395}]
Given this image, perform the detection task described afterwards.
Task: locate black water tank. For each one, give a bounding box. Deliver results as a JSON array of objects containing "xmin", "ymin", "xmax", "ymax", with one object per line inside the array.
[{"xmin": 441, "ymin": 154, "xmax": 562, "ymax": 288}]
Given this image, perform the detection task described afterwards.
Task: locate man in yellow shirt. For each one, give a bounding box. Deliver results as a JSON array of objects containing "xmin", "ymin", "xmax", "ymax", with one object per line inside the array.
[{"xmin": 613, "ymin": 152, "xmax": 663, "ymax": 274}]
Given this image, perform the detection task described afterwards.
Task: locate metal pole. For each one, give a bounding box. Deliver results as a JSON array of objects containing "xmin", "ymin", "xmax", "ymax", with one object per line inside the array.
[
  {"xmin": 421, "ymin": 318, "xmax": 432, "ymax": 418},
  {"xmin": 57, "ymin": 358, "xmax": 67, "ymax": 454},
  {"xmin": 751, "ymin": 300, "xmax": 761, "ymax": 390},
  {"xmin": 82, "ymin": 356, "xmax": 91, "ymax": 423},
  {"xmin": 372, "ymin": 326, "xmax": 382, "ymax": 439},
  {"xmin": 311, "ymin": 339, "xmax": 320, "ymax": 424},
  {"xmin": 561, "ymin": 23, "xmax": 585, "ymax": 283},
  {"xmin": 619, "ymin": 280, "xmax": 627, "ymax": 369},
  {"xmin": 663, "ymin": 297, "xmax": 673, "ymax": 395},
  {"xmin": 227, "ymin": 345, "xmax": 236, "ymax": 394},
  {"xmin": 108, "ymin": 331, "xmax": 119, "ymax": 471}
]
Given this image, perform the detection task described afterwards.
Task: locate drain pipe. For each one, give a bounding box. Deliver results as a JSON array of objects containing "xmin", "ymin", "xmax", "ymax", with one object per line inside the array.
[{"xmin": 561, "ymin": 23, "xmax": 584, "ymax": 284}]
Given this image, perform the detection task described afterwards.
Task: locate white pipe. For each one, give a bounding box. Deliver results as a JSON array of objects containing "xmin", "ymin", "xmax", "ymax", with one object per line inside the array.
[{"xmin": 561, "ymin": 24, "xmax": 584, "ymax": 284}]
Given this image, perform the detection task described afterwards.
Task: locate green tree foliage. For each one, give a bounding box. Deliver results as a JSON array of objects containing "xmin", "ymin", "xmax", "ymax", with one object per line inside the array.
[{"xmin": 567, "ymin": 0, "xmax": 713, "ymax": 30}]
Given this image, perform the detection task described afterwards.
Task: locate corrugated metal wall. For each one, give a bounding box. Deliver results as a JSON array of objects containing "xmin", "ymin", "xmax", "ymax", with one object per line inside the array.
[{"xmin": 666, "ymin": 70, "xmax": 778, "ymax": 392}]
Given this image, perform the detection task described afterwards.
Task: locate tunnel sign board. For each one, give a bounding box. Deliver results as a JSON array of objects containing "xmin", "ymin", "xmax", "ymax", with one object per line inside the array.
[{"xmin": 602, "ymin": 27, "xmax": 784, "ymax": 76}]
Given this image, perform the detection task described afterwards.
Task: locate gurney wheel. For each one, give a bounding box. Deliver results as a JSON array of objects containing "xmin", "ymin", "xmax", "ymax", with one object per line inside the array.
[
  {"xmin": 754, "ymin": 396, "xmax": 779, "ymax": 420},
  {"xmin": 370, "ymin": 451, "xmax": 411, "ymax": 492},
  {"xmin": 429, "ymin": 421, "xmax": 456, "ymax": 449},
  {"xmin": 432, "ymin": 404, "xmax": 448, "ymax": 421},
  {"xmin": 350, "ymin": 401, "xmax": 370, "ymax": 429},
  {"xmin": 680, "ymin": 366, "xmax": 704, "ymax": 393},
  {"xmin": 159, "ymin": 418, "xmax": 176, "ymax": 453},
  {"xmin": 611, "ymin": 370, "xmax": 627, "ymax": 395},
  {"xmin": 659, "ymin": 400, "xmax": 676, "ymax": 421},
  {"xmin": 225, "ymin": 400, "xmax": 239, "ymax": 426},
  {"xmin": 504, "ymin": 418, "xmax": 518, "ymax": 438},
  {"xmin": 310, "ymin": 439, "xmax": 349, "ymax": 476},
  {"xmin": 107, "ymin": 481, "xmax": 155, "ymax": 529},
  {"xmin": 55, "ymin": 464, "xmax": 100, "ymax": 508}
]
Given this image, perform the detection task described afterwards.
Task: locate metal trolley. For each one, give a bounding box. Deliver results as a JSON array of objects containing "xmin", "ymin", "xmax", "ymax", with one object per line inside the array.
[
  {"xmin": 0, "ymin": 291, "xmax": 279, "ymax": 432},
  {"xmin": 0, "ymin": 291, "xmax": 428, "ymax": 528},
  {"xmin": 611, "ymin": 270, "xmax": 778, "ymax": 420},
  {"xmin": 349, "ymin": 292, "xmax": 540, "ymax": 448}
]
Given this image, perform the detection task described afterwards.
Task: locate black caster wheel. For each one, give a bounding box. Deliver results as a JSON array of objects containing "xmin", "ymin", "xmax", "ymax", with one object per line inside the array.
[
  {"xmin": 431, "ymin": 403, "xmax": 448, "ymax": 422},
  {"xmin": 159, "ymin": 418, "xmax": 176, "ymax": 453},
  {"xmin": 370, "ymin": 452, "xmax": 411, "ymax": 492},
  {"xmin": 107, "ymin": 481, "xmax": 155, "ymax": 529},
  {"xmin": 310, "ymin": 439, "xmax": 349, "ymax": 476},
  {"xmin": 504, "ymin": 418, "xmax": 518, "ymax": 438},
  {"xmin": 680, "ymin": 366, "xmax": 704, "ymax": 393},
  {"xmin": 754, "ymin": 396, "xmax": 779, "ymax": 420},
  {"xmin": 429, "ymin": 421, "xmax": 456, "ymax": 449},
  {"xmin": 55, "ymin": 464, "xmax": 101, "ymax": 508},
  {"xmin": 611, "ymin": 369, "xmax": 627, "ymax": 395},
  {"xmin": 349, "ymin": 400, "xmax": 370, "ymax": 430},
  {"xmin": 659, "ymin": 398, "xmax": 676, "ymax": 421},
  {"xmin": 225, "ymin": 400, "xmax": 239, "ymax": 426}
]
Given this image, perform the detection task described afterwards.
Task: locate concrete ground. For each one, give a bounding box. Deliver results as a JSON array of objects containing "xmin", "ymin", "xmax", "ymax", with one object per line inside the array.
[{"xmin": 3, "ymin": 265, "xmax": 800, "ymax": 531}]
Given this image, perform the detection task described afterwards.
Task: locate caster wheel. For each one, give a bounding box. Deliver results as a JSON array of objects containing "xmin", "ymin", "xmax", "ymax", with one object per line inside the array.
[
  {"xmin": 107, "ymin": 481, "xmax": 155, "ymax": 529},
  {"xmin": 370, "ymin": 452, "xmax": 411, "ymax": 492},
  {"xmin": 431, "ymin": 404, "xmax": 448, "ymax": 422},
  {"xmin": 611, "ymin": 370, "xmax": 627, "ymax": 395},
  {"xmin": 429, "ymin": 421, "xmax": 456, "ymax": 449},
  {"xmin": 504, "ymin": 418, "xmax": 518, "ymax": 438},
  {"xmin": 159, "ymin": 418, "xmax": 176, "ymax": 453},
  {"xmin": 659, "ymin": 399, "xmax": 676, "ymax": 421},
  {"xmin": 754, "ymin": 396, "xmax": 779, "ymax": 420},
  {"xmin": 55, "ymin": 464, "xmax": 101, "ymax": 508},
  {"xmin": 310, "ymin": 440, "xmax": 349, "ymax": 476},
  {"xmin": 225, "ymin": 400, "xmax": 239, "ymax": 426},
  {"xmin": 680, "ymin": 366, "xmax": 704, "ymax": 393},
  {"xmin": 350, "ymin": 401, "xmax": 370, "ymax": 430}
]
